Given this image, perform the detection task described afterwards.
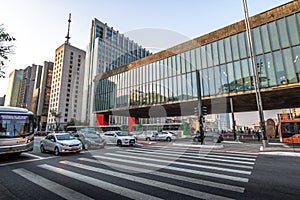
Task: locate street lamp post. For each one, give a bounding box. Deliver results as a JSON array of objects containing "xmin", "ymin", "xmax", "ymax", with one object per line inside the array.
[{"xmin": 242, "ymin": 0, "xmax": 268, "ymax": 147}]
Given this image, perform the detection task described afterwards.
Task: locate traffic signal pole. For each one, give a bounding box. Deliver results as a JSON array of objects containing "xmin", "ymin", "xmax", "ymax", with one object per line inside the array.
[{"xmin": 196, "ymin": 70, "xmax": 204, "ymax": 144}]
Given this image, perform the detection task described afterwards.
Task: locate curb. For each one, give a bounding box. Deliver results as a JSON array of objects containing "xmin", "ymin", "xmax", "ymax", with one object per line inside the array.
[{"xmin": 172, "ymin": 143, "xmax": 224, "ymax": 149}]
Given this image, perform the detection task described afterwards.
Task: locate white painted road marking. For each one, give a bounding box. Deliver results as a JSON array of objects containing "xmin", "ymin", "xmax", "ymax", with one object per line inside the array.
[
  {"xmin": 93, "ymin": 155, "xmax": 249, "ymax": 182},
  {"xmin": 79, "ymin": 157, "xmax": 245, "ymax": 193},
  {"xmin": 38, "ymin": 164, "xmax": 163, "ymax": 200},
  {"xmin": 61, "ymin": 160, "xmax": 234, "ymax": 200},
  {"xmin": 13, "ymin": 168, "xmax": 94, "ymax": 200}
]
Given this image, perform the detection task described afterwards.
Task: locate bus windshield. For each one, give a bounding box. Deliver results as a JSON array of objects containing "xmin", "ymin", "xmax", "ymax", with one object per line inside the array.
[{"xmin": 0, "ymin": 114, "xmax": 33, "ymax": 138}]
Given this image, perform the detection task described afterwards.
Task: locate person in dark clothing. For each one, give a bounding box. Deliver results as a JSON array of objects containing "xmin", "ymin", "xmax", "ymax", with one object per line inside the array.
[{"xmin": 256, "ymin": 131, "xmax": 261, "ymax": 141}]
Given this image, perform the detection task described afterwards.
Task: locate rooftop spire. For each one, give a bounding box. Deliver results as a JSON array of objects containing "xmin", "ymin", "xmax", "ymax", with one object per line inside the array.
[{"xmin": 65, "ymin": 13, "xmax": 71, "ymax": 44}]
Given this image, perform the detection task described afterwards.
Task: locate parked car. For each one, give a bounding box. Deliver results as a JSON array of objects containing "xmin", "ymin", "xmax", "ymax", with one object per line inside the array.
[
  {"xmin": 131, "ymin": 131, "xmax": 156, "ymax": 141},
  {"xmin": 74, "ymin": 132, "xmax": 106, "ymax": 150},
  {"xmin": 102, "ymin": 131, "xmax": 136, "ymax": 146},
  {"xmin": 40, "ymin": 132, "xmax": 82, "ymax": 156},
  {"xmin": 146, "ymin": 131, "xmax": 177, "ymax": 142}
]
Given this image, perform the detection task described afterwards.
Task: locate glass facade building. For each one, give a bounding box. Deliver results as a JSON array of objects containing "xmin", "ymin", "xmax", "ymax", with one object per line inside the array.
[
  {"xmin": 84, "ymin": 19, "xmax": 151, "ymax": 124},
  {"xmin": 94, "ymin": 1, "xmax": 300, "ymax": 118}
]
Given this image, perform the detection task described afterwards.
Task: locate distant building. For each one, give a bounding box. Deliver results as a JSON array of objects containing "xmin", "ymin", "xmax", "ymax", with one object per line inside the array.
[
  {"xmin": 47, "ymin": 43, "xmax": 86, "ymax": 130},
  {"xmin": 0, "ymin": 95, "xmax": 5, "ymax": 106},
  {"xmin": 5, "ymin": 69, "xmax": 23, "ymax": 107},
  {"xmin": 84, "ymin": 18, "xmax": 151, "ymax": 125},
  {"xmin": 33, "ymin": 61, "xmax": 53, "ymax": 130},
  {"xmin": 18, "ymin": 64, "xmax": 42, "ymax": 110}
]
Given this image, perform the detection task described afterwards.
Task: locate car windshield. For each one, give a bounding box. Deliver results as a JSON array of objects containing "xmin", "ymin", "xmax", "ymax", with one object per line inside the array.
[
  {"xmin": 84, "ymin": 133, "xmax": 99, "ymax": 138},
  {"xmin": 115, "ymin": 131, "xmax": 129, "ymax": 136},
  {"xmin": 56, "ymin": 134, "xmax": 74, "ymax": 140}
]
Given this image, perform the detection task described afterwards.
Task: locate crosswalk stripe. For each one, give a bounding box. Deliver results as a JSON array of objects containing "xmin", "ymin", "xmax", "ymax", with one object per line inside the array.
[
  {"xmin": 142, "ymin": 147, "xmax": 258, "ymax": 158},
  {"xmin": 60, "ymin": 160, "xmax": 234, "ymax": 200},
  {"xmin": 13, "ymin": 168, "xmax": 94, "ymax": 200},
  {"xmin": 38, "ymin": 164, "xmax": 163, "ymax": 200},
  {"xmin": 144, "ymin": 146, "xmax": 259, "ymax": 156},
  {"xmin": 133, "ymin": 148, "xmax": 256, "ymax": 161},
  {"xmin": 79, "ymin": 158, "xmax": 245, "ymax": 193},
  {"xmin": 129, "ymin": 148, "xmax": 256, "ymax": 164},
  {"xmin": 123, "ymin": 150, "xmax": 254, "ymax": 169},
  {"xmin": 105, "ymin": 152, "xmax": 252, "ymax": 175},
  {"xmin": 93, "ymin": 155, "xmax": 249, "ymax": 182}
]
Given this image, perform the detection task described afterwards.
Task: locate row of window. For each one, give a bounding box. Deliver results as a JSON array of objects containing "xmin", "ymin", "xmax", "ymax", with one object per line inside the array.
[{"xmin": 94, "ymin": 13, "xmax": 300, "ymax": 111}]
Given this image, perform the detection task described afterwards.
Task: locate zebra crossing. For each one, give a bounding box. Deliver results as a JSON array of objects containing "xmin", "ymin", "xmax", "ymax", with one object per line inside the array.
[{"xmin": 12, "ymin": 146, "xmax": 258, "ymax": 200}]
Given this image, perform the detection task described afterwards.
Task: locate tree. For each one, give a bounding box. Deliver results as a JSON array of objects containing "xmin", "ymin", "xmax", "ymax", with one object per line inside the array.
[
  {"xmin": 295, "ymin": 115, "xmax": 300, "ymax": 119},
  {"xmin": 50, "ymin": 109, "xmax": 62, "ymax": 131},
  {"xmin": 0, "ymin": 24, "xmax": 16, "ymax": 78}
]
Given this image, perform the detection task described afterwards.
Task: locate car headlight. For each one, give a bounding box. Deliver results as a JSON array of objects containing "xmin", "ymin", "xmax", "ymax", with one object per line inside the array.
[{"xmin": 59, "ymin": 143, "xmax": 68, "ymax": 147}]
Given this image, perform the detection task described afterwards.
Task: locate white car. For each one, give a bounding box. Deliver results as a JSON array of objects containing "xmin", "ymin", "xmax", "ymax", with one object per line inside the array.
[
  {"xmin": 148, "ymin": 131, "xmax": 177, "ymax": 142},
  {"xmin": 102, "ymin": 131, "xmax": 136, "ymax": 146},
  {"xmin": 40, "ymin": 132, "xmax": 82, "ymax": 156}
]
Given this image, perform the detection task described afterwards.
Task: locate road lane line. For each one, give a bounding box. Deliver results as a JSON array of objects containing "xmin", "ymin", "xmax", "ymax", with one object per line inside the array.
[
  {"xmin": 0, "ymin": 156, "xmax": 55, "ymax": 167},
  {"xmin": 93, "ymin": 155, "xmax": 249, "ymax": 182},
  {"xmin": 79, "ymin": 157, "xmax": 245, "ymax": 193},
  {"xmin": 61, "ymin": 160, "xmax": 234, "ymax": 200},
  {"xmin": 13, "ymin": 168, "xmax": 93, "ymax": 200},
  {"xmin": 127, "ymin": 149, "xmax": 256, "ymax": 165},
  {"xmin": 105, "ymin": 153, "xmax": 252, "ymax": 175},
  {"xmin": 38, "ymin": 164, "xmax": 163, "ymax": 200}
]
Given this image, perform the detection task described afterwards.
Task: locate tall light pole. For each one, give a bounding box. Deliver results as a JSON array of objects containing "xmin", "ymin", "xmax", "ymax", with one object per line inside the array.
[{"xmin": 242, "ymin": 0, "xmax": 268, "ymax": 148}]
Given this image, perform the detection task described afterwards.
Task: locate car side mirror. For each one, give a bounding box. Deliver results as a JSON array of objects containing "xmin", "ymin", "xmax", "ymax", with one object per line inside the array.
[{"xmin": 50, "ymin": 139, "xmax": 55, "ymax": 142}]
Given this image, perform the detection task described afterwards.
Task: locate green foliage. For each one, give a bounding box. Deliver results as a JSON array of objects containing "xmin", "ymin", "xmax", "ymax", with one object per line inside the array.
[
  {"xmin": 295, "ymin": 115, "xmax": 300, "ymax": 119},
  {"xmin": 67, "ymin": 118, "xmax": 86, "ymax": 126},
  {"xmin": 0, "ymin": 24, "xmax": 16, "ymax": 78}
]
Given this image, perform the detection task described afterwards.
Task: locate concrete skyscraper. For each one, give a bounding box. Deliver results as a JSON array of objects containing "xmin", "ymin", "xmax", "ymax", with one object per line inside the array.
[
  {"xmin": 47, "ymin": 14, "xmax": 86, "ymax": 130},
  {"xmin": 5, "ymin": 69, "xmax": 23, "ymax": 107}
]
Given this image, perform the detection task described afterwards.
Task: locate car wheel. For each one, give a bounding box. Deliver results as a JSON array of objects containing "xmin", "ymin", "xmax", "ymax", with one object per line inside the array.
[
  {"xmin": 40, "ymin": 145, "xmax": 46, "ymax": 153},
  {"xmin": 146, "ymin": 137, "xmax": 149, "ymax": 141},
  {"xmin": 84, "ymin": 143, "xmax": 89, "ymax": 150},
  {"xmin": 117, "ymin": 140, "xmax": 122, "ymax": 146},
  {"xmin": 54, "ymin": 147, "xmax": 59, "ymax": 156},
  {"xmin": 166, "ymin": 137, "xmax": 171, "ymax": 142}
]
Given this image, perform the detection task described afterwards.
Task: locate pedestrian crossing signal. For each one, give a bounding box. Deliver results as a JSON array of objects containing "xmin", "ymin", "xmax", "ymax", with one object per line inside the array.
[{"xmin": 202, "ymin": 106, "xmax": 207, "ymax": 116}]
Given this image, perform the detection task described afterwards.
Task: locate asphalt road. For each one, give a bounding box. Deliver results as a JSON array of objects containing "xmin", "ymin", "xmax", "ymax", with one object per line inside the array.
[{"xmin": 0, "ymin": 139, "xmax": 300, "ymax": 200}]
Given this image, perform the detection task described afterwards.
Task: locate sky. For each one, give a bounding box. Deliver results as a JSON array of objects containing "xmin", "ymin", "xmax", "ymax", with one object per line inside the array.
[{"xmin": 0, "ymin": 0, "xmax": 292, "ymax": 126}]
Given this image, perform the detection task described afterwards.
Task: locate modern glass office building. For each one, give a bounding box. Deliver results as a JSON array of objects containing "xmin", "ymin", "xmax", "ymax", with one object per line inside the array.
[
  {"xmin": 94, "ymin": 1, "xmax": 300, "ymax": 121},
  {"xmin": 84, "ymin": 19, "xmax": 151, "ymax": 124}
]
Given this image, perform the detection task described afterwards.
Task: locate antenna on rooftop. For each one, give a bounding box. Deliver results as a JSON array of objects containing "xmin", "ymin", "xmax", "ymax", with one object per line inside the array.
[{"xmin": 65, "ymin": 13, "xmax": 71, "ymax": 44}]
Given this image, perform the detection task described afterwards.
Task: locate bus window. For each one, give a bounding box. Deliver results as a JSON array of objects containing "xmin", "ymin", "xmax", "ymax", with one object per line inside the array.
[{"xmin": 279, "ymin": 120, "xmax": 300, "ymax": 144}]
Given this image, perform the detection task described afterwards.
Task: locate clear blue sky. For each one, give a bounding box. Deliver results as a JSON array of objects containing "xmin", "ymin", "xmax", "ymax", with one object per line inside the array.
[{"xmin": 0, "ymin": 0, "xmax": 291, "ymax": 125}]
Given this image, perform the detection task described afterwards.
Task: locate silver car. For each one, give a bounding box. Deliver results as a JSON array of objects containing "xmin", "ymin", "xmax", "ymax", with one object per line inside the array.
[
  {"xmin": 146, "ymin": 131, "xmax": 177, "ymax": 142},
  {"xmin": 40, "ymin": 133, "xmax": 82, "ymax": 156}
]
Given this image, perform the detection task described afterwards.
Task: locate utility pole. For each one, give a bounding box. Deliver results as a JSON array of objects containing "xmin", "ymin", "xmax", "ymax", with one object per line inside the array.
[
  {"xmin": 242, "ymin": 0, "xmax": 268, "ymax": 147},
  {"xmin": 196, "ymin": 70, "xmax": 205, "ymax": 144},
  {"xmin": 230, "ymin": 98, "xmax": 237, "ymax": 141}
]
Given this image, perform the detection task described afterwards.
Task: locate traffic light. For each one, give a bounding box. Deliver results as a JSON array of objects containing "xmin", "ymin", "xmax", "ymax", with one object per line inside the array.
[{"xmin": 201, "ymin": 105, "xmax": 207, "ymax": 116}]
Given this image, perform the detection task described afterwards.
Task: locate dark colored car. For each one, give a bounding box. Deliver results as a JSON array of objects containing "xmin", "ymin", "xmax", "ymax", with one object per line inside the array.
[{"xmin": 74, "ymin": 132, "xmax": 106, "ymax": 150}]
